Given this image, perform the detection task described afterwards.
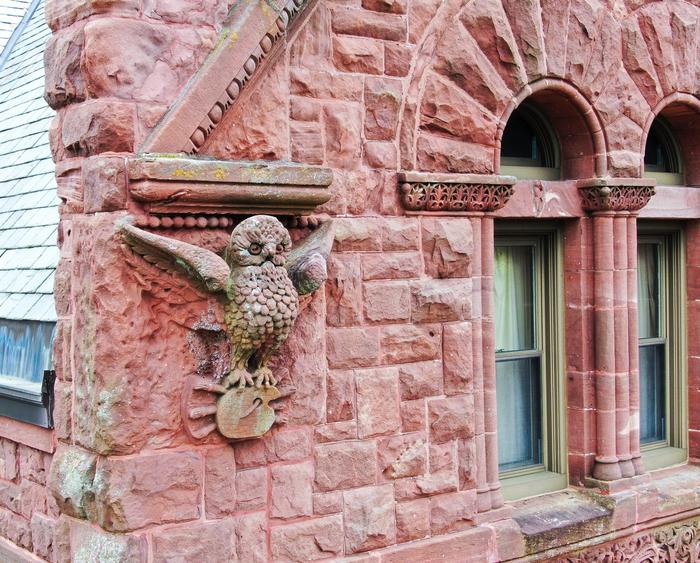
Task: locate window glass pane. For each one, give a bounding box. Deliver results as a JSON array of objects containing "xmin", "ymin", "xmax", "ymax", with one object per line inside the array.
[
  {"xmin": 496, "ymin": 357, "xmax": 542, "ymax": 471},
  {"xmin": 638, "ymin": 243, "xmax": 660, "ymax": 339},
  {"xmin": 495, "ymin": 245, "xmax": 535, "ymax": 352},
  {"xmin": 501, "ymin": 112, "xmax": 543, "ymax": 163},
  {"xmin": 0, "ymin": 320, "xmax": 55, "ymax": 388},
  {"xmin": 639, "ymin": 343, "xmax": 665, "ymax": 443}
]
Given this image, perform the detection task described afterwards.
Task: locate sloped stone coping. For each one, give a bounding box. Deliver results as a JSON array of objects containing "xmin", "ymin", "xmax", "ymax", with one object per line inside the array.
[
  {"xmin": 398, "ymin": 172, "xmax": 517, "ymax": 214},
  {"xmin": 128, "ymin": 155, "xmax": 333, "ymax": 216},
  {"xmin": 577, "ymin": 177, "xmax": 657, "ymax": 212}
]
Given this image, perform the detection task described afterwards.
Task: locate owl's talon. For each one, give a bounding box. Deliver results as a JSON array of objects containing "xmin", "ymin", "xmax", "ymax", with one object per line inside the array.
[
  {"xmin": 227, "ymin": 369, "xmax": 254, "ymax": 389},
  {"xmin": 254, "ymin": 367, "xmax": 276, "ymax": 388}
]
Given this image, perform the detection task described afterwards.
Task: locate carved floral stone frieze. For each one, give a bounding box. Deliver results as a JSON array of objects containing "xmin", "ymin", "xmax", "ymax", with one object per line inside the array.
[
  {"xmin": 120, "ymin": 215, "xmax": 335, "ymax": 441},
  {"xmin": 398, "ymin": 172, "xmax": 517, "ymax": 213},
  {"xmin": 577, "ymin": 177, "xmax": 657, "ymax": 212},
  {"xmin": 555, "ymin": 518, "xmax": 700, "ymax": 563}
]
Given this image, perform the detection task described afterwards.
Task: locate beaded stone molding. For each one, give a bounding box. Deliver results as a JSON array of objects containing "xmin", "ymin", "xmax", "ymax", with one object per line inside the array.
[
  {"xmin": 398, "ymin": 172, "xmax": 517, "ymax": 213},
  {"xmin": 556, "ymin": 518, "xmax": 700, "ymax": 562},
  {"xmin": 577, "ymin": 178, "xmax": 657, "ymax": 212},
  {"xmin": 128, "ymin": 155, "xmax": 332, "ymax": 217},
  {"xmin": 142, "ymin": 0, "xmax": 311, "ymax": 154}
]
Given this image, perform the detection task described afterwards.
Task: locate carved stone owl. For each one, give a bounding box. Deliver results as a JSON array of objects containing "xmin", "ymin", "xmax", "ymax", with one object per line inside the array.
[{"xmin": 120, "ymin": 214, "xmax": 334, "ymax": 389}]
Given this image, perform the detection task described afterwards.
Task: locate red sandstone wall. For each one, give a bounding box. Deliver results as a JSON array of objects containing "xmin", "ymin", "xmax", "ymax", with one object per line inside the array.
[{"xmin": 32, "ymin": 0, "xmax": 700, "ymax": 561}]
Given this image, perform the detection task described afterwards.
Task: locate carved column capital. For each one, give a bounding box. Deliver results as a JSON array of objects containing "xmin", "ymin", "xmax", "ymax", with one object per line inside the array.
[
  {"xmin": 577, "ymin": 178, "xmax": 656, "ymax": 213},
  {"xmin": 398, "ymin": 172, "xmax": 517, "ymax": 213}
]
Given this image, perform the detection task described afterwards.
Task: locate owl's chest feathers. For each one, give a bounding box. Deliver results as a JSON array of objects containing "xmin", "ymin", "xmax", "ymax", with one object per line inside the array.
[{"xmin": 224, "ymin": 265, "xmax": 299, "ymax": 338}]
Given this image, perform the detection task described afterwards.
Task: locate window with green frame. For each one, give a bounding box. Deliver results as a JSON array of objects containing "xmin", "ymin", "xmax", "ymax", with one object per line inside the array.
[
  {"xmin": 643, "ymin": 118, "xmax": 684, "ymax": 186},
  {"xmin": 500, "ymin": 102, "xmax": 560, "ymax": 181},
  {"xmin": 637, "ymin": 227, "xmax": 687, "ymax": 471},
  {"xmin": 494, "ymin": 227, "xmax": 567, "ymax": 500}
]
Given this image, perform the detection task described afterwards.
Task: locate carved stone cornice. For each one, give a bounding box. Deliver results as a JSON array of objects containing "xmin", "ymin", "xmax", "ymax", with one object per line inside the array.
[
  {"xmin": 128, "ymin": 155, "xmax": 332, "ymax": 216},
  {"xmin": 577, "ymin": 177, "xmax": 656, "ymax": 213},
  {"xmin": 398, "ymin": 172, "xmax": 517, "ymax": 213},
  {"xmin": 141, "ymin": 0, "xmax": 312, "ymax": 154}
]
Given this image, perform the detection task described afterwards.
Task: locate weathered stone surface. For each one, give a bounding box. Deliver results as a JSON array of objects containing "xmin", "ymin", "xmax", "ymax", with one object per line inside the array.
[
  {"xmin": 30, "ymin": 513, "xmax": 55, "ymax": 561},
  {"xmin": 430, "ymin": 490, "xmax": 476, "ymax": 534},
  {"xmin": 416, "ymin": 133, "xmax": 494, "ymax": 174},
  {"xmin": 332, "ymin": 7, "xmax": 406, "ymax": 41},
  {"xmin": 0, "ymin": 440, "xmax": 17, "ymax": 482},
  {"xmin": 408, "ymin": 0, "xmax": 441, "ymax": 43},
  {"xmin": 314, "ymin": 491, "xmax": 343, "ymax": 515},
  {"xmin": 326, "ymin": 254, "xmax": 362, "ymax": 327},
  {"xmin": 327, "ymin": 369, "xmax": 355, "ymax": 422},
  {"xmin": 421, "ymin": 218, "xmax": 473, "ymax": 279},
  {"xmin": 291, "ymin": 121, "xmax": 324, "ymax": 165},
  {"xmin": 401, "ymin": 399, "xmax": 426, "ymax": 433},
  {"xmin": 82, "ymin": 19, "xmax": 214, "ymax": 103},
  {"xmin": 364, "ymin": 281, "xmax": 411, "ymax": 323},
  {"xmin": 62, "ymin": 101, "xmax": 135, "ymax": 155},
  {"xmin": 428, "ymin": 395, "xmax": 475, "ymax": 443},
  {"xmin": 290, "ymin": 68, "xmax": 363, "ymax": 101},
  {"xmin": 384, "ymin": 42, "xmax": 413, "ymax": 76},
  {"xmin": 271, "ymin": 462, "xmax": 314, "ymax": 519},
  {"xmin": 82, "ymin": 156, "xmax": 127, "ymax": 212},
  {"xmin": 364, "ymin": 141, "xmax": 398, "ymax": 169},
  {"xmin": 363, "ymin": 0, "xmax": 407, "ymax": 14},
  {"xmin": 396, "ymin": 498, "xmax": 430, "ymax": 543},
  {"xmin": 270, "ymin": 514, "xmax": 344, "ymax": 561},
  {"xmin": 501, "ymin": 0, "xmax": 547, "ymax": 80},
  {"xmin": 204, "ymin": 447, "xmax": 236, "ymax": 519},
  {"xmin": 398, "ymin": 360, "xmax": 442, "ymax": 400},
  {"xmin": 274, "ymin": 428, "xmax": 312, "ymax": 462},
  {"xmin": 381, "ymin": 525, "xmax": 494, "ymax": 562},
  {"xmin": 365, "ymin": 77, "xmax": 402, "ymax": 141},
  {"xmin": 315, "ymin": 441, "xmax": 376, "ymax": 492},
  {"xmin": 44, "ymin": 25, "xmax": 86, "ymax": 109},
  {"xmin": 234, "ymin": 467, "xmax": 267, "ymax": 512},
  {"xmin": 333, "ymin": 36, "xmax": 384, "ymax": 74},
  {"xmin": 143, "ymin": 0, "xmax": 229, "ymax": 26},
  {"xmin": 234, "ymin": 512, "xmax": 267, "ymax": 563},
  {"xmin": 19, "ymin": 479, "xmax": 47, "ymax": 519},
  {"xmin": 315, "ymin": 420, "xmax": 358, "ymax": 443},
  {"xmin": 152, "ymin": 520, "xmax": 236, "ymax": 563},
  {"xmin": 324, "ymin": 103, "xmax": 363, "ymax": 169},
  {"xmin": 411, "ymin": 279, "xmax": 472, "ymax": 323},
  {"xmin": 18, "ymin": 446, "xmax": 49, "ymax": 486},
  {"xmin": 45, "ymin": 0, "xmax": 139, "ymax": 30},
  {"xmin": 355, "ymin": 367, "xmax": 401, "ymax": 438},
  {"xmin": 327, "ymin": 327, "xmax": 380, "ymax": 369},
  {"xmin": 443, "ymin": 322, "xmax": 473, "ymax": 395},
  {"xmin": 343, "ymin": 484, "xmax": 396, "ymax": 553},
  {"xmin": 362, "ymin": 252, "xmax": 421, "ymax": 281},
  {"xmin": 57, "ymin": 515, "xmax": 148, "ymax": 563},
  {"xmin": 377, "ymin": 433, "xmax": 427, "ymax": 479},
  {"xmin": 48, "ymin": 446, "xmax": 96, "ymax": 520},
  {"xmin": 290, "ymin": 3, "xmax": 332, "ymax": 70},
  {"xmin": 381, "ymin": 324, "xmax": 441, "ymax": 364},
  {"xmin": 93, "ymin": 452, "xmax": 201, "ymax": 532}
]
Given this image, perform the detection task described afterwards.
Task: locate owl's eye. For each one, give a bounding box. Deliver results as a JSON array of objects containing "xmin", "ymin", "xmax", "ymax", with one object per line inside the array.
[
  {"xmin": 249, "ymin": 243, "xmax": 262, "ymax": 255},
  {"xmin": 276, "ymin": 243, "xmax": 284, "ymax": 253}
]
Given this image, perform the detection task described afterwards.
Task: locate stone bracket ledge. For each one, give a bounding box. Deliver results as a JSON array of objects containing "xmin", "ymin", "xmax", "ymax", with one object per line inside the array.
[
  {"xmin": 128, "ymin": 155, "xmax": 333, "ymax": 216},
  {"xmin": 398, "ymin": 172, "xmax": 517, "ymax": 213},
  {"xmin": 577, "ymin": 177, "xmax": 656, "ymax": 212}
]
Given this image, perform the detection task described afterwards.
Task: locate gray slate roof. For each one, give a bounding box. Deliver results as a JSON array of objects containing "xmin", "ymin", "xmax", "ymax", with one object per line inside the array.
[
  {"xmin": 0, "ymin": 0, "xmax": 57, "ymax": 322},
  {"xmin": 0, "ymin": 0, "xmax": 31, "ymax": 55}
]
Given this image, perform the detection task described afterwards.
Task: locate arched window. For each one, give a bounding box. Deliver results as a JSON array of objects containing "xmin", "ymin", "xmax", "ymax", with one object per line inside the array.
[
  {"xmin": 644, "ymin": 118, "xmax": 683, "ymax": 186},
  {"xmin": 500, "ymin": 103, "xmax": 560, "ymax": 181}
]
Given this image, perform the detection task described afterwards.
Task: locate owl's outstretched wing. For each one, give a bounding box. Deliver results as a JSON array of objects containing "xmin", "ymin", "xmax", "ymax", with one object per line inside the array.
[
  {"xmin": 286, "ymin": 220, "xmax": 335, "ymax": 296},
  {"xmin": 119, "ymin": 218, "xmax": 230, "ymax": 293}
]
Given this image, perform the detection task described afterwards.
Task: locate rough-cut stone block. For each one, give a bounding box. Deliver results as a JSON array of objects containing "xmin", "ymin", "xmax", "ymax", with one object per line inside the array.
[
  {"xmin": 0, "ymin": 440, "xmax": 17, "ymax": 482},
  {"xmin": 270, "ymin": 514, "xmax": 344, "ymax": 561},
  {"xmin": 57, "ymin": 515, "xmax": 148, "ymax": 562},
  {"xmin": 152, "ymin": 520, "xmax": 236, "ymax": 563},
  {"xmin": 18, "ymin": 446, "xmax": 48, "ymax": 486},
  {"xmin": 411, "ymin": 279, "xmax": 472, "ymax": 323},
  {"xmin": 401, "ymin": 399, "xmax": 425, "ymax": 433},
  {"xmin": 315, "ymin": 420, "xmax": 358, "ymax": 443},
  {"xmin": 326, "ymin": 254, "xmax": 363, "ymax": 327},
  {"xmin": 44, "ymin": 25, "xmax": 86, "ymax": 109},
  {"xmin": 324, "ymin": 103, "xmax": 362, "ymax": 169},
  {"xmin": 421, "ymin": 218, "xmax": 473, "ymax": 278},
  {"xmin": 343, "ymin": 484, "xmax": 396, "ymax": 553},
  {"xmin": 82, "ymin": 156, "xmax": 127, "ymax": 212},
  {"xmin": 143, "ymin": 0, "xmax": 229, "ymax": 26},
  {"xmin": 290, "ymin": 97, "xmax": 321, "ymax": 122},
  {"xmin": 48, "ymin": 446, "xmax": 96, "ymax": 520},
  {"xmin": 428, "ymin": 396, "xmax": 474, "ymax": 443},
  {"xmin": 274, "ymin": 428, "xmax": 312, "ymax": 462},
  {"xmin": 399, "ymin": 360, "xmax": 443, "ymax": 400},
  {"xmin": 382, "ymin": 524, "xmax": 494, "ymax": 562},
  {"xmin": 356, "ymin": 367, "xmax": 401, "ymax": 438},
  {"xmin": 335, "ymin": 218, "xmax": 383, "ymax": 252},
  {"xmin": 290, "ymin": 68, "xmax": 363, "ymax": 101},
  {"xmin": 93, "ymin": 452, "xmax": 201, "ymax": 532},
  {"xmin": 314, "ymin": 491, "xmax": 343, "ymax": 515},
  {"xmin": 429, "ymin": 490, "xmax": 476, "ymax": 534},
  {"xmin": 327, "ymin": 327, "xmax": 380, "ymax": 369},
  {"xmin": 327, "ymin": 370, "xmax": 355, "ymax": 422},
  {"xmin": 416, "ymin": 134, "xmax": 494, "ymax": 174},
  {"xmin": 443, "ymin": 322, "xmax": 473, "ymax": 395},
  {"xmin": 45, "ymin": 0, "xmax": 139, "ymax": 31},
  {"xmin": 381, "ymin": 219, "xmax": 419, "ymax": 251},
  {"xmin": 384, "ymin": 42, "xmax": 413, "ymax": 76},
  {"xmin": 0, "ymin": 480, "xmax": 20, "ymax": 513},
  {"xmin": 291, "ymin": 121, "xmax": 324, "ymax": 165},
  {"xmin": 458, "ymin": 438, "xmax": 477, "ymax": 490},
  {"xmin": 377, "ymin": 433, "xmax": 427, "ymax": 479},
  {"xmin": 362, "ymin": 252, "xmax": 421, "ymax": 281},
  {"xmin": 19, "ymin": 479, "xmax": 47, "ymax": 518},
  {"xmin": 364, "ymin": 281, "xmax": 411, "ymax": 323},
  {"xmin": 62, "ymin": 100, "xmax": 135, "ymax": 155},
  {"xmin": 204, "ymin": 447, "xmax": 236, "ymax": 519},
  {"xmin": 396, "ymin": 498, "xmax": 430, "ymax": 543},
  {"xmin": 364, "ymin": 141, "xmax": 398, "ymax": 169},
  {"xmin": 234, "ymin": 512, "xmax": 266, "ymax": 563},
  {"xmin": 381, "ymin": 324, "xmax": 441, "ymax": 364},
  {"xmin": 30, "ymin": 513, "xmax": 55, "ymax": 561},
  {"xmin": 363, "ymin": 0, "xmax": 407, "ymax": 14},
  {"xmin": 365, "ymin": 77, "xmax": 402, "ymax": 140},
  {"xmin": 333, "ymin": 36, "xmax": 384, "ymax": 74},
  {"xmin": 271, "ymin": 462, "xmax": 314, "ymax": 519},
  {"xmin": 315, "ymin": 441, "xmax": 376, "ymax": 492},
  {"xmin": 235, "ymin": 467, "xmax": 267, "ymax": 512},
  {"xmin": 332, "ymin": 7, "xmax": 407, "ymax": 41}
]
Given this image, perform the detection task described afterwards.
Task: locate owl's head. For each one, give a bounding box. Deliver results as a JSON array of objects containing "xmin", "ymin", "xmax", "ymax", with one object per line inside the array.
[{"xmin": 226, "ymin": 215, "xmax": 292, "ymax": 267}]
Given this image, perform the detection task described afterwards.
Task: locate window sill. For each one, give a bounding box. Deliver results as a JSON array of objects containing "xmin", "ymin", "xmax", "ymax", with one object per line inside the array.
[
  {"xmin": 501, "ymin": 470, "xmax": 568, "ymax": 502},
  {"xmin": 642, "ymin": 446, "xmax": 687, "ymax": 471}
]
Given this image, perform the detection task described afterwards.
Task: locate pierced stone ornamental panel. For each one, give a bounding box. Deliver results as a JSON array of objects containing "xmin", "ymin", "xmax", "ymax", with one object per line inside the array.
[
  {"xmin": 128, "ymin": 155, "xmax": 333, "ymax": 217},
  {"xmin": 577, "ymin": 177, "xmax": 657, "ymax": 213},
  {"xmin": 398, "ymin": 172, "xmax": 517, "ymax": 213}
]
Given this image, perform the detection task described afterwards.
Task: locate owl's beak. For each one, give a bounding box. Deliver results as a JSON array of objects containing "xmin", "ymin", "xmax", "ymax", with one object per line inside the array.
[{"xmin": 262, "ymin": 243, "xmax": 276, "ymax": 261}]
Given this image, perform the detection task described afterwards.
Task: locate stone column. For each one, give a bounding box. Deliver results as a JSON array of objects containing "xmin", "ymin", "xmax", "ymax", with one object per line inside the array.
[{"xmin": 578, "ymin": 179, "xmax": 655, "ymax": 482}]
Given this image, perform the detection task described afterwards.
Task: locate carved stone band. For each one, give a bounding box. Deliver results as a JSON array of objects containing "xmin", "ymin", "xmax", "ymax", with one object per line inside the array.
[
  {"xmin": 577, "ymin": 177, "xmax": 657, "ymax": 213},
  {"xmin": 398, "ymin": 172, "xmax": 517, "ymax": 213}
]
